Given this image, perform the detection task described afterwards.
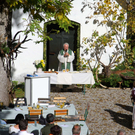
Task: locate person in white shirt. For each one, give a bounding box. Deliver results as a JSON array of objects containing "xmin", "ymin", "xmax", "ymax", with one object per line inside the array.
[
  {"xmin": 18, "ymin": 119, "xmax": 34, "ymax": 135},
  {"xmin": 9, "ymin": 113, "xmax": 24, "ymax": 134},
  {"xmin": 57, "ymin": 43, "xmax": 75, "ymax": 71}
]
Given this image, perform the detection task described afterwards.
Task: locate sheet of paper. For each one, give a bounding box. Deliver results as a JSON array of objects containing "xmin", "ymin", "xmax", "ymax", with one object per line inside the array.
[
  {"xmin": 48, "ymin": 105, "xmax": 55, "ymax": 108},
  {"xmin": 14, "ymin": 108, "xmax": 21, "ymax": 111},
  {"xmin": 59, "ymin": 124, "xmax": 69, "ymax": 127}
]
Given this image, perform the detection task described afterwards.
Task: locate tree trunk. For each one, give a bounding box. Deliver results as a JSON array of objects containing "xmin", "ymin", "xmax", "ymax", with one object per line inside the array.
[
  {"xmin": 0, "ymin": 58, "xmax": 10, "ymax": 106},
  {"xmin": 0, "ymin": 2, "xmax": 12, "ymax": 106},
  {"xmin": 102, "ymin": 66, "xmax": 112, "ymax": 78},
  {"xmin": 116, "ymin": 0, "xmax": 127, "ymax": 10}
]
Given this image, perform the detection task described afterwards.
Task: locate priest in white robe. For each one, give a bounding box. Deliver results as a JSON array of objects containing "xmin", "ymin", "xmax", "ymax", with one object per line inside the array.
[{"xmin": 57, "ymin": 43, "xmax": 75, "ymax": 71}]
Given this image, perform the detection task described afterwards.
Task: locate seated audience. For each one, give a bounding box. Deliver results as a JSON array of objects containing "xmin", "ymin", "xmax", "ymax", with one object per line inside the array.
[
  {"xmin": 40, "ymin": 113, "xmax": 55, "ymax": 135},
  {"xmin": 18, "ymin": 119, "xmax": 34, "ymax": 135},
  {"xmin": 72, "ymin": 125, "xmax": 81, "ymax": 135},
  {"xmin": 9, "ymin": 113, "xmax": 24, "ymax": 134},
  {"xmin": 117, "ymin": 129, "xmax": 126, "ymax": 135},
  {"xmin": 50, "ymin": 125, "xmax": 62, "ymax": 135}
]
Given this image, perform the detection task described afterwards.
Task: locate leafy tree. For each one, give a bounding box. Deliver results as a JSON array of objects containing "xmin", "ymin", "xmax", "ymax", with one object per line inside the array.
[
  {"xmin": 6, "ymin": 0, "xmax": 73, "ymax": 43},
  {"xmin": 0, "ymin": 0, "xmax": 73, "ymax": 105},
  {"xmin": 81, "ymin": 0, "xmax": 134, "ymax": 77}
]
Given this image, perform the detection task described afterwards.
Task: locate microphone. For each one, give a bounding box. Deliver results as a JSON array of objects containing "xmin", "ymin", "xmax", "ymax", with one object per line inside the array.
[{"xmin": 64, "ymin": 49, "xmax": 68, "ymax": 57}]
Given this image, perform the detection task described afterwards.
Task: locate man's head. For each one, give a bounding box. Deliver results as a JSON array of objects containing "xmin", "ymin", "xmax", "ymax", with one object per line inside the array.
[
  {"xmin": 46, "ymin": 113, "xmax": 54, "ymax": 123},
  {"xmin": 117, "ymin": 129, "xmax": 126, "ymax": 135},
  {"xmin": 15, "ymin": 113, "xmax": 24, "ymax": 125},
  {"xmin": 63, "ymin": 43, "xmax": 69, "ymax": 51},
  {"xmin": 19, "ymin": 119, "xmax": 28, "ymax": 131},
  {"xmin": 50, "ymin": 125, "xmax": 62, "ymax": 135},
  {"xmin": 72, "ymin": 125, "xmax": 81, "ymax": 135}
]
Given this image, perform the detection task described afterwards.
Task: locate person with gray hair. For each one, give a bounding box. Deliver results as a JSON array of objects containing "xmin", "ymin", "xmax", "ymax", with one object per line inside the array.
[
  {"xmin": 117, "ymin": 129, "xmax": 126, "ymax": 135},
  {"xmin": 57, "ymin": 42, "xmax": 75, "ymax": 71},
  {"xmin": 72, "ymin": 125, "xmax": 81, "ymax": 135}
]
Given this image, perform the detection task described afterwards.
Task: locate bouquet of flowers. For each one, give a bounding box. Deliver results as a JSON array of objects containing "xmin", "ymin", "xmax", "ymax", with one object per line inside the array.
[{"xmin": 34, "ymin": 60, "xmax": 45, "ymax": 69}]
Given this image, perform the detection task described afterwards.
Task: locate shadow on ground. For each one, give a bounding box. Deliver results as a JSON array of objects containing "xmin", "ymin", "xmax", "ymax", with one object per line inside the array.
[
  {"xmin": 104, "ymin": 109, "xmax": 132, "ymax": 129},
  {"xmin": 115, "ymin": 103, "xmax": 133, "ymax": 113},
  {"xmin": 51, "ymin": 85, "xmax": 83, "ymax": 92}
]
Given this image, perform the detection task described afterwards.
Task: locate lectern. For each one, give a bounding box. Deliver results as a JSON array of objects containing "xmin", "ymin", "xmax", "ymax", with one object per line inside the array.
[{"xmin": 25, "ymin": 76, "xmax": 50, "ymax": 106}]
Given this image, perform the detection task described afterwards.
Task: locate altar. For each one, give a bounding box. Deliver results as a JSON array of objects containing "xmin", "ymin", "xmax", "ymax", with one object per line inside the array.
[
  {"xmin": 36, "ymin": 71, "xmax": 95, "ymax": 85},
  {"xmin": 35, "ymin": 71, "xmax": 95, "ymax": 94}
]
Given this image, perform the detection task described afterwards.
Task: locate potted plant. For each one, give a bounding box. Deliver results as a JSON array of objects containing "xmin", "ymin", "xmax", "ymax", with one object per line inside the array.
[{"xmin": 34, "ymin": 60, "xmax": 45, "ymax": 72}]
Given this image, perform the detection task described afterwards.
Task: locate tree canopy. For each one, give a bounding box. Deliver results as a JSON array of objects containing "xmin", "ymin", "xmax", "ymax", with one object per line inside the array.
[
  {"xmin": 6, "ymin": 0, "xmax": 73, "ymax": 43},
  {"xmin": 80, "ymin": 0, "xmax": 135, "ymax": 77}
]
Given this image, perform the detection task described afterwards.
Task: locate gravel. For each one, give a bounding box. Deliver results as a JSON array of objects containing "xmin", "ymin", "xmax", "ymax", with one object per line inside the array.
[{"xmin": 50, "ymin": 86, "xmax": 135, "ymax": 135}]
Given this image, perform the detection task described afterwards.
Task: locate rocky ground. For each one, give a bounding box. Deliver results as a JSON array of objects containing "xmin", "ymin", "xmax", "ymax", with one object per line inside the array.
[{"xmin": 50, "ymin": 86, "xmax": 135, "ymax": 135}]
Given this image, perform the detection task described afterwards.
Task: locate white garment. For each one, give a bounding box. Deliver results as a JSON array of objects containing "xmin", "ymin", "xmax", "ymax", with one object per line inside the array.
[
  {"xmin": 9, "ymin": 125, "xmax": 20, "ymax": 134},
  {"xmin": 57, "ymin": 49, "xmax": 75, "ymax": 71},
  {"xmin": 18, "ymin": 131, "xmax": 34, "ymax": 135}
]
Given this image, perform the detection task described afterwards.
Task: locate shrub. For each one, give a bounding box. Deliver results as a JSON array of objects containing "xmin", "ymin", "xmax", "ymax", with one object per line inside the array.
[
  {"xmin": 122, "ymin": 80, "xmax": 133, "ymax": 88},
  {"xmin": 121, "ymin": 71, "xmax": 135, "ymax": 77},
  {"xmin": 121, "ymin": 71, "xmax": 135, "ymax": 88},
  {"xmin": 103, "ymin": 74, "xmax": 122, "ymax": 87},
  {"xmin": 111, "ymin": 62, "xmax": 126, "ymax": 71},
  {"xmin": 112, "ymin": 62, "xmax": 134, "ymax": 71}
]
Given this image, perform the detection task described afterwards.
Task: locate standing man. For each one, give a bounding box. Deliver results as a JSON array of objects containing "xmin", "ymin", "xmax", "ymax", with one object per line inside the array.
[{"xmin": 57, "ymin": 43, "xmax": 75, "ymax": 71}]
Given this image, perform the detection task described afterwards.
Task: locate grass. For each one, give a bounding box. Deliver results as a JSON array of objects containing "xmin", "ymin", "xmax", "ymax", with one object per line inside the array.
[{"xmin": 15, "ymin": 88, "xmax": 25, "ymax": 98}]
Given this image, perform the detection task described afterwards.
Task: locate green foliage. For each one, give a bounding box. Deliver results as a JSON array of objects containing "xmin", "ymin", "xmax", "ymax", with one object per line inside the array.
[
  {"xmin": 124, "ymin": 44, "xmax": 134, "ymax": 69},
  {"xmin": 15, "ymin": 88, "xmax": 25, "ymax": 98},
  {"xmin": 120, "ymin": 71, "xmax": 135, "ymax": 88},
  {"xmin": 86, "ymin": 84, "xmax": 91, "ymax": 88},
  {"xmin": 82, "ymin": 64, "xmax": 86, "ymax": 69},
  {"xmin": 11, "ymin": 81, "xmax": 25, "ymax": 92},
  {"xmin": 121, "ymin": 71, "xmax": 135, "ymax": 77},
  {"xmin": 103, "ymin": 74, "xmax": 122, "ymax": 87},
  {"xmin": 122, "ymin": 80, "xmax": 133, "ymax": 88},
  {"xmin": 111, "ymin": 62, "xmax": 126, "ymax": 71},
  {"xmin": 133, "ymin": 47, "xmax": 135, "ymax": 65},
  {"xmin": 81, "ymin": 0, "xmax": 134, "ymax": 71},
  {"xmin": 0, "ymin": 42, "xmax": 10, "ymax": 56},
  {"xmin": 6, "ymin": 0, "xmax": 73, "ymax": 43},
  {"xmin": 12, "ymin": 81, "xmax": 18, "ymax": 90},
  {"xmin": 78, "ymin": 57, "xmax": 89, "ymax": 70}
]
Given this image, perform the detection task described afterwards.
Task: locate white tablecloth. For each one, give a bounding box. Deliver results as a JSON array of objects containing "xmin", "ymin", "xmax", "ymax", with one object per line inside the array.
[
  {"xmin": 36, "ymin": 71, "xmax": 95, "ymax": 85},
  {"xmin": 0, "ymin": 104, "xmax": 77, "ymax": 119}
]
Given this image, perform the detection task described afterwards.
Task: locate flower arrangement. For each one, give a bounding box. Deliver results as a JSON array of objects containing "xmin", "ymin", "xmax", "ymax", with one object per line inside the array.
[{"xmin": 34, "ymin": 60, "xmax": 45, "ymax": 69}]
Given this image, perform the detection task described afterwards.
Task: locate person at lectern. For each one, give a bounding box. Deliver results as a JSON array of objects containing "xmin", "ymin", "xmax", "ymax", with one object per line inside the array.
[{"xmin": 57, "ymin": 43, "xmax": 75, "ymax": 71}]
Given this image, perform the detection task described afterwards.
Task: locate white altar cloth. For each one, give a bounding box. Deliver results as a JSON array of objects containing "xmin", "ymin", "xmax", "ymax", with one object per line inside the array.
[{"xmin": 36, "ymin": 71, "xmax": 95, "ymax": 85}]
